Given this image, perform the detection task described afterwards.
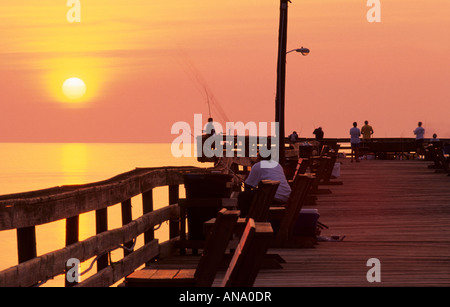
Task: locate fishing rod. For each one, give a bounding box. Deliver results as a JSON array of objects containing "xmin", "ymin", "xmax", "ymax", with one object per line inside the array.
[{"xmin": 205, "ymin": 86, "xmax": 212, "ymax": 119}]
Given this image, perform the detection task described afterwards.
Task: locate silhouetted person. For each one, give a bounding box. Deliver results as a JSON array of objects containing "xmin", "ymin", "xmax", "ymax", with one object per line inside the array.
[
  {"xmin": 288, "ymin": 131, "xmax": 299, "ymax": 143},
  {"xmin": 313, "ymin": 127, "xmax": 324, "ymax": 140},
  {"xmin": 431, "ymin": 133, "xmax": 440, "ymax": 142},
  {"xmin": 204, "ymin": 117, "xmax": 216, "ymax": 155},
  {"xmin": 361, "ymin": 120, "xmax": 374, "ymax": 140},
  {"xmin": 430, "ymin": 133, "xmax": 441, "ymax": 149},
  {"xmin": 413, "ymin": 121, "xmax": 425, "ymax": 159},
  {"xmin": 350, "ymin": 122, "xmax": 361, "ymax": 163},
  {"xmin": 205, "ymin": 117, "xmax": 216, "ymax": 136}
]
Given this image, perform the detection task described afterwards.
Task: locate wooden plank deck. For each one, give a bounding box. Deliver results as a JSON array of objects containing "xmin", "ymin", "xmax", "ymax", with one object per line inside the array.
[{"xmin": 220, "ymin": 159, "xmax": 450, "ymax": 287}]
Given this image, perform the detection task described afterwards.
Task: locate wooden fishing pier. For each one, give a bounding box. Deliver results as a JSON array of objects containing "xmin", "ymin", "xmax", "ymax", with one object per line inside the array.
[
  {"xmin": 0, "ymin": 139, "xmax": 449, "ymax": 287},
  {"xmin": 249, "ymin": 159, "xmax": 450, "ymax": 286}
]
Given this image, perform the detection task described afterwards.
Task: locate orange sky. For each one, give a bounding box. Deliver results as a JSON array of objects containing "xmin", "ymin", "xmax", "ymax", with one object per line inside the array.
[{"xmin": 0, "ymin": 0, "xmax": 449, "ymax": 142}]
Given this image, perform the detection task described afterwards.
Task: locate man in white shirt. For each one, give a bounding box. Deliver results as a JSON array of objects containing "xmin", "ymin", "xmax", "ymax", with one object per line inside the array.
[
  {"xmin": 413, "ymin": 121, "xmax": 425, "ymax": 158},
  {"xmin": 349, "ymin": 122, "xmax": 361, "ymax": 163},
  {"xmin": 237, "ymin": 154, "xmax": 291, "ymax": 217}
]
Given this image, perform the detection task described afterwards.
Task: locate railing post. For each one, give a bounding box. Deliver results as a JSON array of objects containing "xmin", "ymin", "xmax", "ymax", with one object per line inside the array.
[
  {"xmin": 168, "ymin": 185, "xmax": 180, "ymax": 239},
  {"xmin": 142, "ymin": 190, "xmax": 154, "ymax": 244},
  {"xmin": 65, "ymin": 215, "xmax": 79, "ymax": 287},
  {"xmin": 95, "ymin": 208, "xmax": 108, "ymax": 271},
  {"xmin": 17, "ymin": 226, "xmax": 37, "ymax": 264},
  {"xmin": 121, "ymin": 199, "xmax": 133, "ymax": 257}
]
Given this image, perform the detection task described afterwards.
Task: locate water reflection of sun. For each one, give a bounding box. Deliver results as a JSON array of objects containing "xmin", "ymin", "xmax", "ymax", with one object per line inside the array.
[{"xmin": 60, "ymin": 143, "xmax": 88, "ymax": 185}]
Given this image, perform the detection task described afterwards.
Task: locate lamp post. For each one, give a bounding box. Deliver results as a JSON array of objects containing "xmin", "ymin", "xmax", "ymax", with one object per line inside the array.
[
  {"xmin": 287, "ymin": 47, "xmax": 310, "ymax": 55},
  {"xmin": 275, "ymin": 0, "xmax": 309, "ymax": 166}
]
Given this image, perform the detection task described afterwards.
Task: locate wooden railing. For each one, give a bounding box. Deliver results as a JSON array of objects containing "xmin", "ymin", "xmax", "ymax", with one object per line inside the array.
[
  {"xmin": 197, "ymin": 135, "xmax": 450, "ymax": 162},
  {"xmin": 0, "ymin": 166, "xmax": 207, "ymax": 287}
]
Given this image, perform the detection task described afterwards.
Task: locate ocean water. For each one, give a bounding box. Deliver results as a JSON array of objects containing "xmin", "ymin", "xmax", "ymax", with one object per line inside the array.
[{"xmin": 0, "ymin": 143, "xmax": 211, "ymax": 286}]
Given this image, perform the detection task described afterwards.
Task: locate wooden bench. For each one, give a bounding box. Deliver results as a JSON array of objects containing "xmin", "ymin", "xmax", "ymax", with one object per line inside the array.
[
  {"xmin": 204, "ymin": 180, "xmax": 280, "ymax": 234},
  {"xmin": 268, "ymin": 174, "xmax": 315, "ymax": 248},
  {"xmin": 298, "ymin": 144, "xmax": 344, "ymax": 189},
  {"xmin": 221, "ymin": 219, "xmax": 273, "ymax": 287},
  {"xmin": 124, "ymin": 208, "xmax": 240, "ymax": 287},
  {"xmin": 204, "ymin": 180, "xmax": 282, "ymax": 269},
  {"xmin": 290, "ymin": 149, "xmax": 342, "ymax": 202},
  {"xmin": 426, "ymin": 144, "xmax": 449, "ymax": 174},
  {"xmin": 294, "ymin": 155, "xmax": 332, "ymax": 194},
  {"xmin": 176, "ymin": 197, "xmax": 238, "ymax": 254},
  {"xmin": 319, "ymin": 153, "xmax": 343, "ymax": 186},
  {"xmin": 309, "ymin": 156, "xmax": 333, "ymax": 194},
  {"xmin": 245, "ymin": 180, "xmax": 280, "ymax": 222}
]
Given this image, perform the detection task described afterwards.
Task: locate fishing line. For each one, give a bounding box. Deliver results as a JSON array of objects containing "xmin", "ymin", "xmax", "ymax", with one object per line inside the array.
[{"xmin": 176, "ymin": 49, "xmax": 230, "ymax": 124}]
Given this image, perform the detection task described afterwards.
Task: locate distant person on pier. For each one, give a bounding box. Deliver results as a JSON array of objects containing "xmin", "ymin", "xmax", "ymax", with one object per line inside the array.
[
  {"xmin": 313, "ymin": 127, "xmax": 324, "ymax": 140},
  {"xmin": 204, "ymin": 117, "xmax": 216, "ymax": 154},
  {"xmin": 413, "ymin": 121, "xmax": 425, "ymax": 159},
  {"xmin": 431, "ymin": 133, "xmax": 440, "ymax": 143},
  {"xmin": 349, "ymin": 122, "xmax": 361, "ymax": 163},
  {"xmin": 430, "ymin": 133, "xmax": 442, "ymax": 149},
  {"xmin": 361, "ymin": 120, "xmax": 374, "ymax": 140},
  {"xmin": 238, "ymin": 153, "xmax": 291, "ymax": 217},
  {"xmin": 288, "ymin": 131, "xmax": 299, "ymax": 143},
  {"xmin": 205, "ymin": 117, "xmax": 216, "ymax": 136}
]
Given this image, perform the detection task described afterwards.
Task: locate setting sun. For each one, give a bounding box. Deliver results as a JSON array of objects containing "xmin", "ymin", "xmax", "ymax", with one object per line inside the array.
[{"xmin": 62, "ymin": 77, "xmax": 86, "ymax": 100}]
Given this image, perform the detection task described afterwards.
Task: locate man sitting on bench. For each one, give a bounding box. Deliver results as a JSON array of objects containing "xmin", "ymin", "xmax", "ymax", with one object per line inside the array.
[{"xmin": 238, "ymin": 154, "xmax": 291, "ymax": 217}]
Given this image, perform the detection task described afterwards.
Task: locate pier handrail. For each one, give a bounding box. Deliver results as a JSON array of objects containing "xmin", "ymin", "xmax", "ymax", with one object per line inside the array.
[
  {"xmin": 0, "ymin": 166, "xmax": 207, "ymax": 287},
  {"xmin": 0, "ymin": 166, "xmax": 201, "ymax": 230}
]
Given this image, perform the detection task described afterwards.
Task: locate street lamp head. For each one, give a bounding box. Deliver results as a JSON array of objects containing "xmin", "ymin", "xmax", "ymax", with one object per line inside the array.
[{"xmin": 296, "ymin": 47, "xmax": 310, "ymax": 56}]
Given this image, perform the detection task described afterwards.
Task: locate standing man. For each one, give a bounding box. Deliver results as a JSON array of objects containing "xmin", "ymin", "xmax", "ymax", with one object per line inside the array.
[
  {"xmin": 350, "ymin": 122, "xmax": 361, "ymax": 163},
  {"xmin": 361, "ymin": 120, "xmax": 374, "ymax": 140},
  {"xmin": 413, "ymin": 121, "xmax": 425, "ymax": 159},
  {"xmin": 205, "ymin": 117, "xmax": 216, "ymax": 136}
]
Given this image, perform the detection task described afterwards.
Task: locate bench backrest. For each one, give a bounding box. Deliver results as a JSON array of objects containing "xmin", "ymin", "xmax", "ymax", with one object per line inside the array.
[
  {"xmin": 297, "ymin": 158, "xmax": 310, "ymax": 175},
  {"xmin": 322, "ymin": 154, "xmax": 337, "ymax": 182},
  {"xmin": 275, "ymin": 174, "xmax": 314, "ymax": 242},
  {"xmin": 428, "ymin": 145, "xmax": 449, "ymax": 172},
  {"xmin": 310, "ymin": 156, "xmax": 330, "ymax": 190},
  {"xmin": 194, "ymin": 208, "xmax": 240, "ymax": 286},
  {"xmin": 246, "ymin": 180, "xmax": 280, "ymax": 222},
  {"xmin": 221, "ymin": 219, "xmax": 273, "ymax": 287}
]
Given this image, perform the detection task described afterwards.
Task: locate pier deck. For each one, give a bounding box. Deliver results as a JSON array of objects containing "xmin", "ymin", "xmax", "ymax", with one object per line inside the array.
[
  {"xmin": 224, "ymin": 159, "xmax": 450, "ymax": 286},
  {"xmin": 2, "ymin": 159, "xmax": 449, "ymax": 287}
]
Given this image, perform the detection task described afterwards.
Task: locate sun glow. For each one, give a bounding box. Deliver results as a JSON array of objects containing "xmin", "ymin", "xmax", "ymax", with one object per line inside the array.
[
  {"xmin": 44, "ymin": 55, "xmax": 109, "ymax": 107},
  {"xmin": 62, "ymin": 77, "xmax": 86, "ymax": 100}
]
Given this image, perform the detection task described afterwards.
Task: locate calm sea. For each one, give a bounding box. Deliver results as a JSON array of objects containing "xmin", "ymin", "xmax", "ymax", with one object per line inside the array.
[{"xmin": 0, "ymin": 143, "xmax": 211, "ymax": 286}]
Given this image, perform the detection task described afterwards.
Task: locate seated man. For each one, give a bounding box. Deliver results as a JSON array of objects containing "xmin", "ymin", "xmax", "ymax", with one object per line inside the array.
[{"xmin": 238, "ymin": 154, "xmax": 291, "ymax": 217}]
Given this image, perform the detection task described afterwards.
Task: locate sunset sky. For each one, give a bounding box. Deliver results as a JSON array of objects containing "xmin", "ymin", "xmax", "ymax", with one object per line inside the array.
[{"xmin": 1, "ymin": 0, "xmax": 449, "ymax": 143}]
